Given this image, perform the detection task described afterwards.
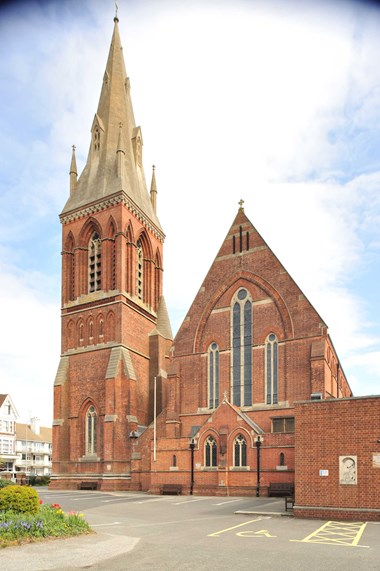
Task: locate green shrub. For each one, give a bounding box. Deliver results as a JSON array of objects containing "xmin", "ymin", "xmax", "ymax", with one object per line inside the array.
[
  {"xmin": 28, "ymin": 475, "xmax": 50, "ymax": 486},
  {"xmin": 0, "ymin": 485, "xmax": 39, "ymax": 515},
  {"xmin": 0, "ymin": 478, "xmax": 13, "ymax": 489}
]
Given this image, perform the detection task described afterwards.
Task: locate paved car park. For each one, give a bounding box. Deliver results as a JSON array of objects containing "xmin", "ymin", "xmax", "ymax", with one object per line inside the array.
[{"xmin": 1, "ymin": 489, "xmax": 379, "ymax": 570}]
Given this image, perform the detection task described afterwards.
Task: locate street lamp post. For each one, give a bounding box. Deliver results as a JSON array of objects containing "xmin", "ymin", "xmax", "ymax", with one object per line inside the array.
[
  {"xmin": 255, "ymin": 435, "xmax": 263, "ymax": 497},
  {"xmin": 189, "ymin": 438, "xmax": 195, "ymax": 495}
]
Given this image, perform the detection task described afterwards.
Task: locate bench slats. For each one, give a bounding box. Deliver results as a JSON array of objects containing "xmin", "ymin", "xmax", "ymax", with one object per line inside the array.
[
  {"xmin": 268, "ymin": 482, "xmax": 294, "ymax": 497},
  {"xmin": 78, "ymin": 481, "xmax": 98, "ymax": 490},
  {"xmin": 160, "ymin": 484, "xmax": 182, "ymax": 495}
]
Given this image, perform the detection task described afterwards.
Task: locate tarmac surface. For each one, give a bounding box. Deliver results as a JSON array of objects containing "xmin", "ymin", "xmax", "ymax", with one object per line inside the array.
[{"xmin": 0, "ymin": 495, "xmax": 291, "ymax": 571}]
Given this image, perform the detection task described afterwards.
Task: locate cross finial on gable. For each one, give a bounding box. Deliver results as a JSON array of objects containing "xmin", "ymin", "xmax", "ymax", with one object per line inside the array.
[{"xmin": 238, "ymin": 199, "xmax": 244, "ymax": 210}]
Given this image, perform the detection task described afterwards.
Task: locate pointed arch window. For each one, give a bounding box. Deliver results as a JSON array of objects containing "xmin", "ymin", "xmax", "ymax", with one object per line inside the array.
[
  {"xmin": 154, "ymin": 252, "xmax": 162, "ymax": 310},
  {"xmin": 136, "ymin": 239, "xmax": 144, "ymax": 300},
  {"xmin": 234, "ymin": 434, "xmax": 247, "ymax": 467},
  {"xmin": 205, "ymin": 435, "xmax": 217, "ymax": 467},
  {"xmin": 88, "ymin": 233, "xmax": 101, "ymax": 293},
  {"xmin": 79, "ymin": 322, "xmax": 84, "ymax": 343},
  {"xmin": 265, "ymin": 333, "xmax": 278, "ymax": 404},
  {"xmin": 109, "ymin": 222, "xmax": 116, "ymax": 291},
  {"xmin": 65, "ymin": 235, "xmax": 75, "ymax": 302},
  {"xmin": 231, "ymin": 288, "xmax": 252, "ymax": 407},
  {"xmin": 86, "ymin": 405, "xmax": 97, "ymax": 455},
  {"xmin": 208, "ymin": 343, "xmax": 219, "ymax": 409}
]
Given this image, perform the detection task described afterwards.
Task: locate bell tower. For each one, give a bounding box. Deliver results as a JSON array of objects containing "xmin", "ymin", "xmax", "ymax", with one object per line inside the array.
[{"xmin": 51, "ymin": 17, "xmax": 172, "ymax": 490}]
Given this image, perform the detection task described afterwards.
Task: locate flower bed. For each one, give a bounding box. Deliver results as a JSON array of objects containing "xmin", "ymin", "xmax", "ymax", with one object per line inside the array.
[{"xmin": 0, "ymin": 499, "xmax": 91, "ymax": 547}]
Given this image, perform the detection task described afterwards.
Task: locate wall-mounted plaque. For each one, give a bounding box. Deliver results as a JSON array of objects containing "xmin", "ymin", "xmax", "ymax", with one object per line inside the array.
[{"xmin": 339, "ymin": 455, "xmax": 357, "ymax": 485}]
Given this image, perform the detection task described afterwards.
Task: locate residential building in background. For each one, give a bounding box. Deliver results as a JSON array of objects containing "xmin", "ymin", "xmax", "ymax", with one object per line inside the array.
[
  {"xmin": 0, "ymin": 394, "xmax": 18, "ymax": 473},
  {"xmin": 0, "ymin": 394, "xmax": 52, "ymax": 479},
  {"xmin": 15, "ymin": 419, "xmax": 52, "ymax": 477}
]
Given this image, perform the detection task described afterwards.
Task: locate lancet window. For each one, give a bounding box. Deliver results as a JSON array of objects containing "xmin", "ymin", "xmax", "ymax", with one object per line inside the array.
[
  {"xmin": 234, "ymin": 434, "xmax": 247, "ymax": 467},
  {"xmin": 86, "ymin": 405, "xmax": 97, "ymax": 455},
  {"xmin": 88, "ymin": 233, "xmax": 101, "ymax": 293},
  {"xmin": 205, "ymin": 436, "xmax": 217, "ymax": 467},
  {"xmin": 208, "ymin": 343, "xmax": 219, "ymax": 409},
  {"xmin": 265, "ymin": 333, "xmax": 278, "ymax": 404},
  {"xmin": 136, "ymin": 239, "xmax": 144, "ymax": 300},
  {"xmin": 231, "ymin": 288, "xmax": 252, "ymax": 407}
]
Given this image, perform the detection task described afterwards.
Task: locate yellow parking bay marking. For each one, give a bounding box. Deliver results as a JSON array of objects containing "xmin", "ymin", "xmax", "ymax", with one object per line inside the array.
[
  {"xmin": 291, "ymin": 521, "xmax": 369, "ymax": 548},
  {"xmin": 237, "ymin": 529, "xmax": 277, "ymax": 538},
  {"xmin": 208, "ymin": 518, "xmax": 263, "ymax": 537}
]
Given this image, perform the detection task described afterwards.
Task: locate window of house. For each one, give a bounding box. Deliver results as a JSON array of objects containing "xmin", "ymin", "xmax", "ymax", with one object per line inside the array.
[
  {"xmin": 272, "ymin": 417, "xmax": 294, "ymax": 433},
  {"xmin": 86, "ymin": 405, "xmax": 97, "ymax": 455},
  {"xmin": 231, "ymin": 288, "xmax": 252, "ymax": 407},
  {"xmin": 279, "ymin": 452, "xmax": 285, "ymax": 466},
  {"xmin": 0, "ymin": 438, "xmax": 12, "ymax": 454},
  {"xmin": 205, "ymin": 436, "xmax": 217, "ymax": 467},
  {"xmin": 88, "ymin": 233, "xmax": 101, "ymax": 292},
  {"xmin": 208, "ymin": 343, "xmax": 219, "ymax": 409},
  {"xmin": 234, "ymin": 434, "xmax": 247, "ymax": 467},
  {"xmin": 266, "ymin": 333, "xmax": 278, "ymax": 404},
  {"xmin": 0, "ymin": 420, "xmax": 13, "ymax": 433},
  {"xmin": 136, "ymin": 239, "xmax": 144, "ymax": 300}
]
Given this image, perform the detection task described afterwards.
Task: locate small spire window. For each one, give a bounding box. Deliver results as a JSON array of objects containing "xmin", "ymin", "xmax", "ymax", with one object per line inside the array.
[{"xmin": 93, "ymin": 127, "xmax": 101, "ymax": 151}]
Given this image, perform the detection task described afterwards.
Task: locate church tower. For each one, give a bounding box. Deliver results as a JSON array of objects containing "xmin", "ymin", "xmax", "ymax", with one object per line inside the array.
[{"xmin": 51, "ymin": 17, "xmax": 172, "ymax": 490}]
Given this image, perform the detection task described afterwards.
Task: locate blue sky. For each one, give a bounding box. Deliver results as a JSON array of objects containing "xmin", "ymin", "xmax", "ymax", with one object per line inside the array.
[{"xmin": 1, "ymin": 0, "xmax": 380, "ymax": 425}]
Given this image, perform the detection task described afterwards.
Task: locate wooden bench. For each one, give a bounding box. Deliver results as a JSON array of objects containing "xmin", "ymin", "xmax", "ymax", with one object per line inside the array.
[
  {"xmin": 160, "ymin": 484, "xmax": 182, "ymax": 495},
  {"xmin": 78, "ymin": 481, "xmax": 98, "ymax": 490},
  {"xmin": 268, "ymin": 482, "xmax": 294, "ymax": 497}
]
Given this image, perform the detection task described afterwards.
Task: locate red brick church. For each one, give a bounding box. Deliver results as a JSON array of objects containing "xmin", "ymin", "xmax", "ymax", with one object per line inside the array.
[{"xmin": 51, "ymin": 17, "xmax": 380, "ymax": 520}]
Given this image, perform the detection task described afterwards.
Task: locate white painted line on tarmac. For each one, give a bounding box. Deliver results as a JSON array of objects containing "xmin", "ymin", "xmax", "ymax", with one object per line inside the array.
[
  {"xmin": 134, "ymin": 498, "xmax": 166, "ymax": 504},
  {"xmin": 213, "ymin": 499, "xmax": 244, "ymax": 506},
  {"xmin": 172, "ymin": 498, "xmax": 211, "ymax": 505}
]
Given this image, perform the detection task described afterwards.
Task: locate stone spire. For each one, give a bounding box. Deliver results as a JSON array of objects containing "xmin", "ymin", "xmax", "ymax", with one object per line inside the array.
[
  {"xmin": 61, "ymin": 18, "xmax": 162, "ymax": 232},
  {"xmin": 150, "ymin": 165, "xmax": 157, "ymax": 213}
]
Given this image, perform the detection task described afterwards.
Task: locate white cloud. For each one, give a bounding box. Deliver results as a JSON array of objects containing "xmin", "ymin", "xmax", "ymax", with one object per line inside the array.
[{"xmin": 0, "ymin": 267, "xmax": 59, "ymax": 425}]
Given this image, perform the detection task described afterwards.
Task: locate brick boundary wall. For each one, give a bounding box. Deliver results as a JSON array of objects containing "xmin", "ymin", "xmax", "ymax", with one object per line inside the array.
[{"xmin": 294, "ymin": 395, "xmax": 380, "ymax": 521}]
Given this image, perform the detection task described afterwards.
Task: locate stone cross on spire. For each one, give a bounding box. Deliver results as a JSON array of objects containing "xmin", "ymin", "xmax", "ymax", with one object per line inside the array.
[{"xmin": 238, "ymin": 199, "xmax": 245, "ymax": 210}]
